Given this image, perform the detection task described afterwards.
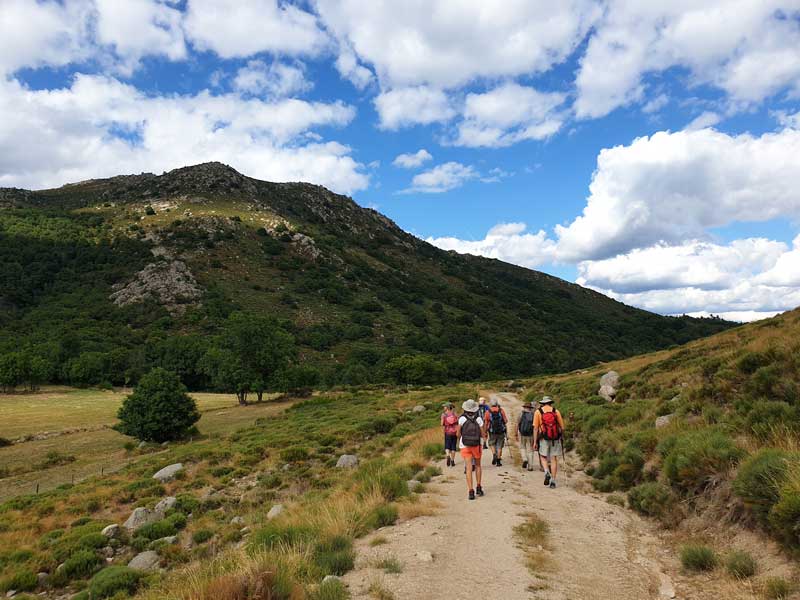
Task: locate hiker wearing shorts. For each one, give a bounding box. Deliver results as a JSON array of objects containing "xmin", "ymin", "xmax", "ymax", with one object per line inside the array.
[
  {"xmin": 477, "ymin": 397, "xmax": 490, "ymax": 449},
  {"xmin": 534, "ymin": 396, "xmax": 564, "ymax": 489},
  {"xmin": 441, "ymin": 402, "xmax": 458, "ymax": 467},
  {"xmin": 485, "ymin": 398, "xmax": 508, "ymax": 466},
  {"xmin": 515, "ymin": 401, "xmax": 535, "ymax": 471},
  {"xmin": 457, "ymin": 399, "xmax": 485, "ymax": 500}
]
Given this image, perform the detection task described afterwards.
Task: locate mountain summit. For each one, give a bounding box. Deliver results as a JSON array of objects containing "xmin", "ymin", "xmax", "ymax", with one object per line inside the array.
[{"xmin": 0, "ymin": 163, "xmax": 733, "ymax": 388}]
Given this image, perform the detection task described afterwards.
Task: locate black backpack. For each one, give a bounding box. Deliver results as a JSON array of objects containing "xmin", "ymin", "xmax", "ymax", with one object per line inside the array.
[
  {"xmin": 488, "ymin": 409, "xmax": 506, "ymax": 434},
  {"xmin": 460, "ymin": 413, "xmax": 482, "ymax": 447},
  {"xmin": 519, "ymin": 411, "xmax": 534, "ymax": 436}
]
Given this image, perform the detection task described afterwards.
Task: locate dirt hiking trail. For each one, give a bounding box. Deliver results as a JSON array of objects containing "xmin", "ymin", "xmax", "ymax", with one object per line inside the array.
[{"xmin": 343, "ymin": 392, "xmax": 679, "ymax": 600}]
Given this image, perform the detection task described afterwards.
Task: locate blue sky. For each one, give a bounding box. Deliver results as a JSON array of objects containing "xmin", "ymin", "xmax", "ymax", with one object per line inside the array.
[{"xmin": 1, "ymin": 1, "xmax": 800, "ymax": 321}]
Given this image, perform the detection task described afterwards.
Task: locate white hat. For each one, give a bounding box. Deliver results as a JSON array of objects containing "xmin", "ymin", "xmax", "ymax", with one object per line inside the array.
[
  {"xmin": 490, "ymin": 398, "xmax": 499, "ymax": 406},
  {"xmin": 540, "ymin": 396, "xmax": 554, "ymax": 404},
  {"xmin": 462, "ymin": 399, "xmax": 479, "ymax": 412}
]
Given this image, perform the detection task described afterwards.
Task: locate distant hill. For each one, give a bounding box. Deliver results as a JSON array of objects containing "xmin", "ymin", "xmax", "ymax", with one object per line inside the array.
[{"xmin": 0, "ymin": 162, "xmax": 734, "ymax": 390}]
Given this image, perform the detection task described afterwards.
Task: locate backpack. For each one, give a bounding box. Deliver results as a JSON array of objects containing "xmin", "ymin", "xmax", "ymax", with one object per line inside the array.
[
  {"xmin": 460, "ymin": 413, "xmax": 482, "ymax": 447},
  {"xmin": 539, "ymin": 408, "xmax": 562, "ymax": 441},
  {"xmin": 443, "ymin": 412, "xmax": 458, "ymax": 435},
  {"xmin": 488, "ymin": 409, "xmax": 506, "ymax": 435},
  {"xmin": 519, "ymin": 411, "xmax": 534, "ymax": 436}
]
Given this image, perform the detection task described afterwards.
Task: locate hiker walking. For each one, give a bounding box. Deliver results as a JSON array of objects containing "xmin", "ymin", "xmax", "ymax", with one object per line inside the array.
[
  {"xmin": 477, "ymin": 397, "xmax": 490, "ymax": 449},
  {"xmin": 441, "ymin": 402, "xmax": 458, "ymax": 467},
  {"xmin": 534, "ymin": 396, "xmax": 564, "ymax": 488},
  {"xmin": 485, "ymin": 397, "xmax": 508, "ymax": 467},
  {"xmin": 514, "ymin": 400, "xmax": 536, "ymax": 471},
  {"xmin": 457, "ymin": 399, "xmax": 485, "ymax": 500}
]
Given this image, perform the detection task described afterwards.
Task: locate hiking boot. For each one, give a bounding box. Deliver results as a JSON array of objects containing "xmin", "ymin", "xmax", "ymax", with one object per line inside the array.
[
  {"xmin": 469, "ymin": 489, "xmax": 476, "ymax": 500},
  {"xmin": 549, "ymin": 480, "xmax": 557, "ymax": 489},
  {"xmin": 544, "ymin": 472, "xmax": 551, "ymax": 486},
  {"xmin": 476, "ymin": 485, "xmax": 484, "ymax": 497},
  {"xmin": 483, "ymin": 442, "xmax": 488, "ymax": 449},
  {"xmin": 522, "ymin": 460, "xmax": 528, "ymax": 469},
  {"xmin": 491, "ymin": 456, "xmax": 497, "ymax": 466},
  {"xmin": 496, "ymin": 459, "xmax": 502, "ymax": 467},
  {"xmin": 527, "ymin": 466, "xmax": 534, "ymax": 472}
]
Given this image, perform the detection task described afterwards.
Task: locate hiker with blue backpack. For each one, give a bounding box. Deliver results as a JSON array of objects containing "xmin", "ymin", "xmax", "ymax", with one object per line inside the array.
[
  {"xmin": 514, "ymin": 400, "xmax": 536, "ymax": 471},
  {"xmin": 457, "ymin": 399, "xmax": 485, "ymax": 500},
  {"xmin": 534, "ymin": 396, "xmax": 565, "ymax": 489},
  {"xmin": 485, "ymin": 397, "xmax": 508, "ymax": 467}
]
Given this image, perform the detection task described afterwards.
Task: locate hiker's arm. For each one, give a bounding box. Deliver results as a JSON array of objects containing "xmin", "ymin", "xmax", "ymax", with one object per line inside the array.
[{"xmin": 532, "ymin": 413, "xmax": 540, "ymax": 449}]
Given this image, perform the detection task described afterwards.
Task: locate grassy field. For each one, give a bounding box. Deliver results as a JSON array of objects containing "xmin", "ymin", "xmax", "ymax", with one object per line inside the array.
[{"xmin": 0, "ymin": 388, "xmax": 288, "ymax": 501}]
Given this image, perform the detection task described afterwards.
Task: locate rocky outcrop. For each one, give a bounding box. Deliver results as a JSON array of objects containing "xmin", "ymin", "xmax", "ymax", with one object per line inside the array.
[
  {"xmin": 152, "ymin": 463, "xmax": 184, "ymax": 482},
  {"xmin": 110, "ymin": 261, "xmax": 202, "ymax": 314},
  {"xmin": 267, "ymin": 504, "xmax": 284, "ymax": 520},
  {"xmin": 655, "ymin": 414, "xmax": 674, "ymax": 429},
  {"xmin": 599, "ymin": 371, "xmax": 620, "ymax": 402},
  {"xmin": 128, "ymin": 550, "xmax": 160, "ymax": 572},
  {"xmin": 336, "ymin": 454, "xmax": 359, "ymax": 469},
  {"xmin": 123, "ymin": 507, "xmax": 161, "ymax": 532}
]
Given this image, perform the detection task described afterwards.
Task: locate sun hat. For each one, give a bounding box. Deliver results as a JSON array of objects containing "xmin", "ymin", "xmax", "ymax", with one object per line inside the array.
[
  {"xmin": 521, "ymin": 401, "xmax": 534, "ymax": 410},
  {"xmin": 540, "ymin": 396, "xmax": 554, "ymax": 404},
  {"xmin": 441, "ymin": 401, "xmax": 454, "ymax": 409},
  {"xmin": 490, "ymin": 397, "xmax": 499, "ymax": 406},
  {"xmin": 462, "ymin": 399, "xmax": 479, "ymax": 412},
  {"xmin": 478, "ymin": 396, "xmax": 487, "ymax": 403}
]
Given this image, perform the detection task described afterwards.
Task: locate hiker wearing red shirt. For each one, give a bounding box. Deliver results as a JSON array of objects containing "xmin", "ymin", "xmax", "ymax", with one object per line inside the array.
[
  {"xmin": 441, "ymin": 402, "xmax": 458, "ymax": 467},
  {"xmin": 534, "ymin": 396, "xmax": 565, "ymax": 489}
]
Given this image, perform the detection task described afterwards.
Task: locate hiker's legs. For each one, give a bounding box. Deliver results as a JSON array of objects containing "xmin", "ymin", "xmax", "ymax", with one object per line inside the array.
[
  {"xmin": 551, "ymin": 455, "xmax": 558, "ymax": 479},
  {"xmin": 475, "ymin": 460, "xmax": 482, "ymax": 487},
  {"xmin": 465, "ymin": 459, "xmax": 474, "ymax": 490}
]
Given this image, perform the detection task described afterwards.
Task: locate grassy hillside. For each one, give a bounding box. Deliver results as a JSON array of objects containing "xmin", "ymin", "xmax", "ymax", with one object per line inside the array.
[
  {"xmin": 528, "ymin": 307, "xmax": 800, "ymax": 555},
  {"xmin": 0, "ymin": 163, "xmax": 732, "ymax": 392},
  {"xmin": 0, "ymin": 384, "xmax": 464, "ymax": 599}
]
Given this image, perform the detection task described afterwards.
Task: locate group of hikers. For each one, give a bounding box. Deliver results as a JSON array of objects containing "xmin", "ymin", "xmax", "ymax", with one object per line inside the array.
[{"xmin": 440, "ymin": 395, "xmax": 565, "ymax": 500}]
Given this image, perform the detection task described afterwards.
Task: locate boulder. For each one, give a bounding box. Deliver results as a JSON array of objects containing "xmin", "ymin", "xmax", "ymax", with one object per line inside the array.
[
  {"xmin": 101, "ymin": 524, "xmax": 120, "ymax": 539},
  {"xmin": 156, "ymin": 535, "xmax": 178, "ymax": 544},
  {"xmin": 336, "ymin": 454, "xmax": 359, "ymax": 469},
  {"xmin": 412, "ymin": 405, "xmax": 426, "ymax": 413},
  {"xmin": 407, "ymin": 479, "xmax": 423, "ymax": 493},
  {"xmin": 102, "ymin": 546, "xmax": 115, "ymax": 558},
  {"xmin": 128, "ymin": 550, "xmax": 161, "ymax": 572},
  {"xmin": 415, "ymin": 551, "xmax": 434, "ymax": 562},
  {"xmin": 123, "ymin": 507, "xmax": 161, "ymax": 532},
  {"xmin": 267, "ymin": 504, "xmax": 284, "ymax": 520},
  {"xmin": 322, "ymin": 575, "xmax": 342, "ymax": 585},
  {"xmin": 230, "ymin": 516, "xmax": 245, "ymax": 525},
  {"xmin": 154, "ymin": 496, "xmax": 177, "ymax": 513},
  {"xmin": 153, "ymin": 463, "xmax": 183, "ymax": 482},
  {"xmin": 655, "ymin": 414, "xmax": 674, "ymax": 429},
  {"xmin": 598, "ymin": 371, "xmax": 619, "ymax": 402}
]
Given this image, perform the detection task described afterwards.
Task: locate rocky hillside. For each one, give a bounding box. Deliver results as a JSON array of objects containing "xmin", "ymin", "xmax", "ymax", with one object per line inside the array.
[{"xmin": 0, "ymin": 162, "xmax": 733, "ymax": 389}]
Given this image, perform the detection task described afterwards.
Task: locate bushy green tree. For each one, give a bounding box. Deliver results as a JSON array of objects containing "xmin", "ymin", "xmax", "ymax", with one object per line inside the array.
[
  {"xmin": 200, "ymin": 312, "xmax": 295, "ymax": 404},
  {"xmin": 383, "ymin": 354, "xmax": 447, "ymax": 385},
  {"xmin": 116, "ymin": 368, "xmax": 199, "ymax": 442}
]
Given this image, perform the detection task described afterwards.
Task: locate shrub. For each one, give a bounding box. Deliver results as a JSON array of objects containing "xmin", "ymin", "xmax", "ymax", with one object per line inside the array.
[
  {"xmin": 250, "ymin": 523, "xmax": 317, "ymax": 550},
  {"xmin": 663, "ymin": 431, "xmax": 743, "ymax": 492},
  {"xmin": 313, "ymin": 535, "xmax": 355, "ymax": 576},
  {"xmin": 87, "ymin": 566, "xmax": 141, "ymax": 598},
  {"xmin": 421, "ymin": 443, "xmax": 441, "ymax": 459},
  {"xmin": 627, "ymin": 482, "xmax": 675, "ymax": 520},
  {"xmin": 280, "ymin": 447, "xmax": 310, "ymax": 462},
  {"xmin": 768, "ymin": 484, "xmax": 800, "ymax": 549},
  {"xmin": 680, "ymin": 544, "xmax": 718, "ymax": 572},
  {"xmin": 725, "ymin": 550, "xmax": 756, "ymax": 578},
  {"xmin": 0, "ymin": 569, "xmax": 37, "ymax": 593},
  {"xmin": 763, "ymin": 577, "xmax": 791, "ymax": 599},
  {"xmin": 733, "ymin": 449, "xmax": 791, "ymax": 526},
  {"xmin": 192, "ymin": 529, "xmax": 213, "ymax": 544},
  {"xmin": 62, "ymin": 549, "xmax": 103, "ymax": 579},
  {"xmin": 116, "ymin": 368, "xmax": 200, "ymax": 442},
  {"xmin": 746, "ymin": 401, "xmax": 797, "ymax": 441},
  {"xmin": 365, "ymin": 504, "xmax": 398, "ymax": 530}
]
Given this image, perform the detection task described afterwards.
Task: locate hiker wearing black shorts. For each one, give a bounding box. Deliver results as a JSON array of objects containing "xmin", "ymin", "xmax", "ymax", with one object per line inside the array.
[
  {"xmin": 515, "ymin": 401, "xmax": 535, "ymax": 471},
  {"xmin": 441, "ymin": 402, "xmax": 458, "ymax": 467},
  {"xmin": 485, "ymin": 397, "xmax": 508, "ymax": 466}
]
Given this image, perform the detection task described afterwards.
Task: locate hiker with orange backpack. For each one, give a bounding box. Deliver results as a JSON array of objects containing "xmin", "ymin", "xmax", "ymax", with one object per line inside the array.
[
  {"xmin": 457, "ymin": 399, "xmax": 485, "ymax": 500},
  {"xmin": 441, "ymin": 402, "xmax": 458, "ymax": 467},
  {"xmin": 533, "ymin": 396, "xmax": 565, "ymax": 489}
]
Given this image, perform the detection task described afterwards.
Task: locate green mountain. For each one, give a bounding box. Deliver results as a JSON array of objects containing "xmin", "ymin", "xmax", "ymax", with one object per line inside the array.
[{"xmin": 0, "ymin": 162, "xmax": 733, "ymax": 390}]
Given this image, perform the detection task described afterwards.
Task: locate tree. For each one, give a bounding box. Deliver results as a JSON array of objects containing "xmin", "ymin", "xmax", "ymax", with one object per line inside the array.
[
  {"xmin": 201, "ymin": 312, "xmax": 295, "ymax": 404},
  {"xmin": 116, "ymin": 368, "xmax": 199, "ymax": 442},
  {"xmin": 0, "ymin": 352, "xmax": 22, "ymax": 392},
  {"xmin": 384, "ymin": 354, "xmax": 447, "ymax": 385}
]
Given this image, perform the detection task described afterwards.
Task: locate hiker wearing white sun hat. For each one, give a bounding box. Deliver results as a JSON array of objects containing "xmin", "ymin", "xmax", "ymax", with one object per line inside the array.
[{"xmin": 457, "ymin": 399, "xmax": 485, "ymax": 500}]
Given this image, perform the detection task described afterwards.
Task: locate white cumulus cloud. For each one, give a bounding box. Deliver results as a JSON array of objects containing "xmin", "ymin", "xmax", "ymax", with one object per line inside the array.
[
  {"xmin": 428, "ymin": 222, "xmax": 556, "ymax": 268},
  {"xmin": 233, "ymin": 60, "xmax": 312, "ymax": 98},
  {"xmin": 392, "ymin": 149, "xmax": 433, "ymax": 169},
  {"xmin": 374, "ymin": 86, "xmax": 456, "ymax": 130},
  {"xmin": 0, "ymin": 75, "xmax": 367, "ymax": 194},
  {"xmin": 453, "ymin": 82, "xmax": 566, "ymax": 147},
  {"xmin": 405, "ymin": 162, "xmax": 477, "ymax": 193},
  {"xmin": 555, "ymin": 126, "xmax": 800, "ymax": 262}
]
